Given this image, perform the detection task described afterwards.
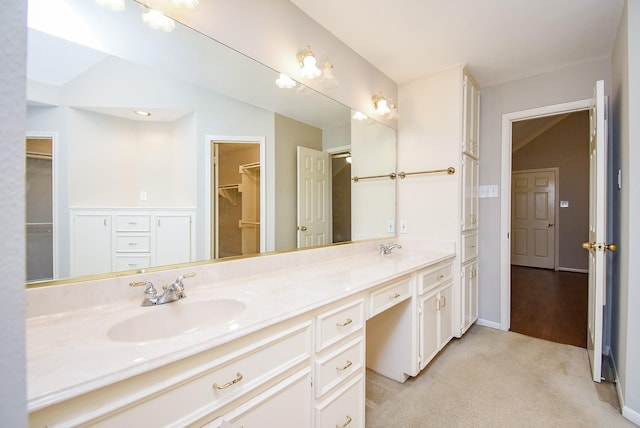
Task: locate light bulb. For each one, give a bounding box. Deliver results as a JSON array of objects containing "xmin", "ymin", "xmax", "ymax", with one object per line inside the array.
[
  {"xmin": 275, "ymin": 74, "xmax": 297, "ymax": 89},
  {"xmin": 142, "ymin": 8, "xmax": 176, "ymax": 32}
]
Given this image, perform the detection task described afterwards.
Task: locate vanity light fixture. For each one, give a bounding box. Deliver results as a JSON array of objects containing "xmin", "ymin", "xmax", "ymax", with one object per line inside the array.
[
  {"xmin": 134, "ymin": 110, "xmax": 152, "ymax": 117},
  {"xmin": 372, "ymin": 93, "xmax": 391, "ymax": 116},
  {"xmin": 297, "ymin": 45, "xmax": 322, "ymax": 79},
  {"xmin": 275, "ymin": 73, "xmax": 297, "ymax": 89},
  {"xmin": 371, "ymin": 93, "xmax": 398, "ymax": 119}
]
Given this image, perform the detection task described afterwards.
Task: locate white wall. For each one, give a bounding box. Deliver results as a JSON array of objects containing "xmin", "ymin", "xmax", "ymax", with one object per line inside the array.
[
  {"xmin": 0, "ymin": 1, "xmax": 28, "ymax": 427},
  {"xmin": 612, "ymin": 0, "xmax": 640, "ymax": 422},
  {"xmin": 477, "ymin": 58, "xmax": 612, "ymax": 324}
]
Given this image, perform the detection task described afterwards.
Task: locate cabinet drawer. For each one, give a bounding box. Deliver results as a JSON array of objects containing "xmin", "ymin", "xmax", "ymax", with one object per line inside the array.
[
  {"xmin": 418, "ymin": 262, "xmax": 452, "ymax": 295},
  {"xmin": 114, "ymin": 214, "xmax": 150, "ymax": 231},
  {"xmin": 205, "ymin": 368, "xmax": 311, "ymax": 428},
  {"xmin": 369, "ymin": 276, "xmax": 412, "ymax": 317},
  {"xmin": 114, "ymin": 254, "xmax": 150, "ymax": 271},
  {"xmin": 462, "ymin": 232, "xmax": 478, "ymax": 263},
  {"xmin": 103, "ymin": 323, "xmax": 312, "ymax": 427},
  {"xmin": 314, "ymin": 336, "xmax": 364, "ymax": 399},
  {"xmin": 316, "ymin": 299, "xmax": 364, "ymax": 352},
  {"xmin": 315, "ymin": 375, "xmax": 364, "ymax": 428},
  {"xmin": 115, "ymin": 234, "xmax": 150, "ymax": 252}
]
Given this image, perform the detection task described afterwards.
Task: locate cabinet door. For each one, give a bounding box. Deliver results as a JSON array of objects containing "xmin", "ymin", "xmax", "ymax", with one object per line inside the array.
[
  {"xmin": 154, "ymin": 213, "xmax": 192, "ymax": 266},
  {"xmin": 462, "ymin": 74, "xmax": 480, "ymax": 158},
  {"xmin": 71, "ymin": 214, "xmax": 111, "ymax": 276},
  {"xmin": 438, "ymin": 284, "xmax": 453, "ymax": 348},
  {"xmin": 419, "ymin": 290, "xmax": 440, "ymax": 370},
  {"xmin": 462, "ymin": 261, "xmax": 479, "ymax": 333},
  {"xmin": 461, "ymin": 155, "xmax": 478, "ymax": 231}
]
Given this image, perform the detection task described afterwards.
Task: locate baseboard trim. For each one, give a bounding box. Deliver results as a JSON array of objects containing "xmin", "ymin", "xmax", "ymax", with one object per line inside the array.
[
  {"xmin": 608, "ymin": 349, "xmax": 640, "ymax": 425},
  {"xmin": 557, "ymin": 267, "xmax": 588, "ymax": 273},
  {"xmin": 622, "ymin": 406, "xmax": 640, "ymax": 425},
  {"xmin": 475, "ymin": 318, "xmax": 501, "ymax": 330}
]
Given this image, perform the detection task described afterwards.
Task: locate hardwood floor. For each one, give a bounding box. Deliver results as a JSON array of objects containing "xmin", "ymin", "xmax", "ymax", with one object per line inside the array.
[{"xmin": 510, "ymin": 265, "xmax": 588, "ymax": 348}]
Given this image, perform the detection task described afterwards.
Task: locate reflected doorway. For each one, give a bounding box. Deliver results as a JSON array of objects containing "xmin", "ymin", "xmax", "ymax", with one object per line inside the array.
[
  {"xmin": 26, "ymin": 136, "xmax": 54, "ymax": 281},
  {"xmin": 212, "ymin": 142, "xmax": 261, "ymax": 259},
  {"xmin": 332, "ymin": 151, "xmax": 351, "ymax": 243}
]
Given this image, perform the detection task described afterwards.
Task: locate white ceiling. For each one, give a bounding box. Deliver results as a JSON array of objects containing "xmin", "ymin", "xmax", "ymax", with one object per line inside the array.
[{"xmin": 290, "ymin": 0, "xmax": 625, "ymax": 87}]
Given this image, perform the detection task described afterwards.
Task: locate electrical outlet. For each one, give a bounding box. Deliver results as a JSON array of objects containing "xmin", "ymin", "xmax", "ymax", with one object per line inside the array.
[
  {"xmin": 387, "ymin": 219, "xmax": 395, "ymax": 233},
  {"xmin": 140, "ymin": 191, "xmax": 148, "ymax": 201},
  {"xmin": 400, "ymin": 220, "xmax": 408, "ymax": 233}
]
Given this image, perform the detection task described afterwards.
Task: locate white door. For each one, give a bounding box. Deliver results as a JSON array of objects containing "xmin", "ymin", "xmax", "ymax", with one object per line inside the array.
[
  {"xmin": 584, "ymin": 80, "xmax": 613, "ymax": 383},
  {"xmin": 296, "ymin": 146, "xmax": 330, "ymax": 248},
  {"xmin": 511, "ymin": 169, "xmax": 556, "ymax": 269}
]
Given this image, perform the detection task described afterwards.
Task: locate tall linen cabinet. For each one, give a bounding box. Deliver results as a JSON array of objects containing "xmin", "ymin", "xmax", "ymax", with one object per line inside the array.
[{"xmin": 397, "ymin": 65, "xmax": 480, "ymax": 341}]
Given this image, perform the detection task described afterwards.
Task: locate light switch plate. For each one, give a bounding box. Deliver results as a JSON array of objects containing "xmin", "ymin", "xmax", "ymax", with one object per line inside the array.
[{"xmin": 560, "ymin": 200, "xmax": 569, "ymax": 208}]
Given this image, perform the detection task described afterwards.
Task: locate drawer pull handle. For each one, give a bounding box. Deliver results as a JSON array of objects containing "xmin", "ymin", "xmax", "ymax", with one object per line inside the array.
[
  {"xmin": 336, "ymin": 415, "xmax": 352, "ymax": 428},
  {"xmin": 438, "ymin": 274, "xmax": 445, "ymax": 280},
  {"xmin": 128, "ymin": 242, "xmax": 137, "ymax": 246},
  {"xmin": 213, "ymin": 372, "xmax": 243, "ymax": 390},
  {"xmin": 128, "ymin": 221, "xmax": 138, "ymax": 225},
  {"xmin": 389, "ymin": 293, "xmax": 400, "ymax": 299},
  {"xmin": 336, "ymin": 318, "xmax": 353, "ymax": 327},
  {"xmin": 336, "ymin": 360, "xmax": 353, "ymax": 372}
]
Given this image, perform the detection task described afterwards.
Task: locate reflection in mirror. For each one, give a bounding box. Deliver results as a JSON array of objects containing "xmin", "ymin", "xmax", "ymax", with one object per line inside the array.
[{"xmin": 25, "ymin": 0, "xmax": 396, "ymax": 285}]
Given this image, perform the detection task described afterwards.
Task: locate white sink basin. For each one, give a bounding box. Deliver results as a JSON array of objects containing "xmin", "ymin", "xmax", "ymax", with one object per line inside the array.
[{"xmin": 107, "ymin": 298, "xmax": 247, "ymax": 342}]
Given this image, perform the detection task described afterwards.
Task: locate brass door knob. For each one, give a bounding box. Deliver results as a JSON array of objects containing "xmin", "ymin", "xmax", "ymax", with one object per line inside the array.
[
  {"xmin": 582, "ymin": 242, "xmax": 595, "ymax": 251},
  {"xmin": 604, "ymin": 243, "xmax": 618, "ymax": 252},
  {"xmin": 298, "ymin": 225, "xmax": 307, "ymax": 231}
]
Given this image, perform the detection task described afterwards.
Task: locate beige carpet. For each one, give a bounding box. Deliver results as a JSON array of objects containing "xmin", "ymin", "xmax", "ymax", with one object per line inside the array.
[{"xmin": 366, "ymin": 326, "xmax": 635, "ymax": 427}]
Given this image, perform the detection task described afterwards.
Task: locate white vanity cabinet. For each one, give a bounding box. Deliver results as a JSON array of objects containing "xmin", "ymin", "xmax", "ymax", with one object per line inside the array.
[
  {"xmin": 416, "ymin": 260, "xmax": 454, "ymax": 371},
  {"xmin": 70, "ymin": 208, "xmax": 195, "ymax": 276},
  {"xmin": 70, "ymin": 213, "xmax": 111, "ymax": 276},
  {"xmin": 29, "ymin": 320, "xmax": 312, "ymax": 427}
]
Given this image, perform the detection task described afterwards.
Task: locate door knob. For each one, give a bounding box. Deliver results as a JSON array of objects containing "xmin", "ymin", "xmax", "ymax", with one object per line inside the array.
[
  {"xmin": 604, "ymin": 243, "xmax": 618, "ymax": 252},
  {"xmin": 298, "ymin": 225, "xmax": 307, "ymax": 231},
  {"xmin": 582, "ymin": 242, "xmax": 596, "ymax": 251},
  {"xmin": 548, "ymin": 223, "xmax": 554, "ymax": 227}
]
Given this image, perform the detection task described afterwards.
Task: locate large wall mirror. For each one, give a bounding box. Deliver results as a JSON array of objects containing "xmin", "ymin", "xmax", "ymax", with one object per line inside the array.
[{"xmin": 25, "ymin": 0, "xmax": 397, "ymax": 285}]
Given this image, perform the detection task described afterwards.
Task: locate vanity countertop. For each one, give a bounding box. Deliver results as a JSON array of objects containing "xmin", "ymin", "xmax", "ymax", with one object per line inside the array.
[{"xmin": 26, "ymin": 243, "xmax": 454, "ymax": 411}]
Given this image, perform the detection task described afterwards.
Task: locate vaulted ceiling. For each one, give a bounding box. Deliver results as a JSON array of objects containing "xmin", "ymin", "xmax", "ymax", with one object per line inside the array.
[{"xmin": 290, "ymin": 0, "xmax": 625, "ymax": 87}]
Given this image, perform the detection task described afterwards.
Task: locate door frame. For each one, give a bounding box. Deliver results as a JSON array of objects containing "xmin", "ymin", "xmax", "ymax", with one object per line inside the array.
[
  {"xmin": 204, "ymin": 135, "xmax": 266, "ymax": 260},
  {"xmin": 511, "ymin": 167, "xmax": 559, "ymax": 270},
  {"xmin": 500, "ymin": 99, "xmax": 591, "ymax": 331}
]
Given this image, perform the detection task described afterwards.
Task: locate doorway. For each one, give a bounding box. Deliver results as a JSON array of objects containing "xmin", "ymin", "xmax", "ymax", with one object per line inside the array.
[
  {"xmin": 331, "ymin": 151, "xmax": 352, "ymax": 244},
  {"xmin": 25, "ymin": 136, "xmax": 54, "ymax": 282},
  {"xmin": 210, "ymin": 139, "xmax": 263, "ymax": 259},
  {"xmin": 508, "ymin": 110, "xmax": 590, "ymax": 345},
  {"xmin": 501, "ymin": 100, "xmax": 592, "ymax": 333}
]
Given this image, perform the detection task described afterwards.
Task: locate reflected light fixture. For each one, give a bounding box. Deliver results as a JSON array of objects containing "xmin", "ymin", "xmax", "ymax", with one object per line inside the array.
[
  {"xmin": 297, "ymin": 45, "xmax": 322, "ymax": 79},
  {"xmin": 352, "ymin": 111, "xmax": 368, "ymax": 121},
  {"xmin": 142, "ymin": 8, "xmax": 176, "ymax": 32},
  {"xmin": 134, "ymin": 110, "xmax": 152, "ymax": 117},
  {"xmin": 95, "ymin": 0, "xmax": 200, "ymax": 32},
  {"xmin": 275, "ymin": 73, "xmax": 297, "ymax": 89}
]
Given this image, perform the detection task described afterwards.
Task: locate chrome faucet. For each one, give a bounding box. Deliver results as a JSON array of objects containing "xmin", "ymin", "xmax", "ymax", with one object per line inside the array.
[
  {"xmin": 130, "ymin": 272, "xmax": 196, "ymax": 306},
  {"xmin": 379, "ymin": 243, "xmax": 402, "ymax": 255}
]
